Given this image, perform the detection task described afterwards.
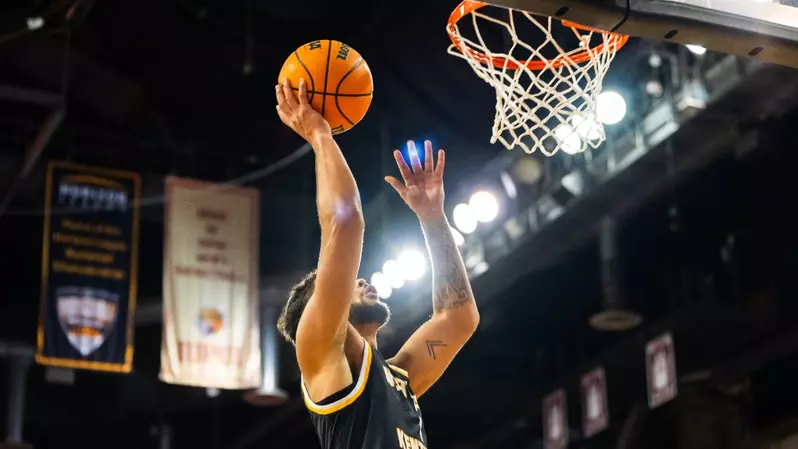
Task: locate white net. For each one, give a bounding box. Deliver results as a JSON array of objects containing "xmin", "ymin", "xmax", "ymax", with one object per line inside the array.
[{"xmin": 447, "ymin": 2, "xmax": 627, "ymax": 156}]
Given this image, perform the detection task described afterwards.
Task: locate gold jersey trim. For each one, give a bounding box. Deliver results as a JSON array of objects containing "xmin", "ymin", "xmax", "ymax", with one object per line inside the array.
[
  {"xmin": 301, "ymin": 343, "xmax": 372, "ymax": 415},
  {"xmin": 388, "ymin": 364, "xmax": 409, "ymax": 378}
]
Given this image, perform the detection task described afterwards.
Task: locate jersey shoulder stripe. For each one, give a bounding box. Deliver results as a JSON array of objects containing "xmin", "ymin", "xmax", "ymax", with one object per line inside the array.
[
  {"xmin": 388, "ymin": 364, "xmax": 409, "ymax": 379},
  {"xmin": 301, "ymin": 343, "xmax": 372, "ymax": 415}
]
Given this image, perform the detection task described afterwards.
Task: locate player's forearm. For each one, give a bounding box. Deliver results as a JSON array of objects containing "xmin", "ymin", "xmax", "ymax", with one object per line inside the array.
[
  {"xmin": 294, "ymin": 132, "xmax": 363, "ymax": 365},
  {"xmin": 420, "ymin": 212, "xmax": 478, "ymax": 323},
  {"xmin": 311, "ymin": 133, "xmax": 364, "ymax": 227}
]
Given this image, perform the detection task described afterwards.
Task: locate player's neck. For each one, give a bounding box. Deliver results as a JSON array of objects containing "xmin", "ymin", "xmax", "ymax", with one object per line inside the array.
[{"xmin": 353, "ymin": 323, "xmax": 380, "ymax": 349}]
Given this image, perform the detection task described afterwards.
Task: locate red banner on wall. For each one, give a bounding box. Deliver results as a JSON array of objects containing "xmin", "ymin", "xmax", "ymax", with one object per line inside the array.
[
  {"xmin": 646, "ymin": 332, "xmax": 677, "ymax": 408},
  {"xmin": 581, "ymin": 367, "xmax": 609, "ymax": 438},
  {"xmin": 543, "ymin": 389, "xmax": 568, "ymax": 449},
  {"xmin": 160, "ymin": 177, "xmax": 261, "ymax": 389}
]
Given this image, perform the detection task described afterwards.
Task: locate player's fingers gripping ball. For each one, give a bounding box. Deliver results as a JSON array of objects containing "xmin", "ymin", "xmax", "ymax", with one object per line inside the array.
[{"xmin": 279, "ymin": 40, "xmax": 374, "ymax": 135}]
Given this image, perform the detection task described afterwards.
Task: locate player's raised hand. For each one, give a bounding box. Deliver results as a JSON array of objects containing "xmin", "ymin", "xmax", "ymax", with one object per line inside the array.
[
  {"xmin": 385, "ymin": 140, "xmax": 446, "ymax": 220},
  {"xmin": 276, "ymin": 78, "xmax": 331, "ymax": 143}
]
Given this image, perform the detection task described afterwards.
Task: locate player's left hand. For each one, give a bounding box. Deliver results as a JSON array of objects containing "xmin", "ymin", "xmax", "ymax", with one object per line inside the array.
[{"xmin": 385, "ymin": 140, "xmax": 446, "ymax": 220}]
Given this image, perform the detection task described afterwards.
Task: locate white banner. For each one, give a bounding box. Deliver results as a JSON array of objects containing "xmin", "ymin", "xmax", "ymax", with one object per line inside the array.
[{"xmin": 160, "ymin": 177, "xmax": 261, "ymax": 389}]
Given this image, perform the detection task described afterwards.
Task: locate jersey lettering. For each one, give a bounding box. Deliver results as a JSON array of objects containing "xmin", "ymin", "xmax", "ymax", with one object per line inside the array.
[
  {"xmin": 384, "ymin": 366, "xmax": 408, "ymax": 397},
  {"xmin": 383, "ymin": 366, "xmax": 395, "ymax": 387},
  {"xmin": 396, "ymin": 427, "xmax": 427, "ymax": 449},
  {"xmin": 394, "ymin": 377, "xmax": 408, "ymax": 397},
  {"xmin": 410, "ymin": 394, "xmax": 420, "ymax": 412}
]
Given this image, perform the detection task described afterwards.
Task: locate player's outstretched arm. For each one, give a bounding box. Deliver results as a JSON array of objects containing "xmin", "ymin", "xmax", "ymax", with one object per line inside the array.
[
  {"xmin": 276, "ymin": 79, "xmax": 365, "ymax": 377},
  {"xmin": 384, "ymin": 141, "xmax": 479, "ymax": 397}
]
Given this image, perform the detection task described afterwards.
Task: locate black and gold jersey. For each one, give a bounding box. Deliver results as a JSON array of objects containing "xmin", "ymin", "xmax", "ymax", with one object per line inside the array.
[{"xmin": 302, "ymin": 344, "xmax": 428, "ymax": 449}]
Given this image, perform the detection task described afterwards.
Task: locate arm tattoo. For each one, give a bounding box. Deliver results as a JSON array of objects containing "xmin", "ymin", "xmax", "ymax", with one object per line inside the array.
[
  {"xmin": 421, "ymin": 215, "xmax": 475, "ymax": 313},
  {"xmin": 425, "ymin": 340, "xmax": 447, "ymax": 360}
]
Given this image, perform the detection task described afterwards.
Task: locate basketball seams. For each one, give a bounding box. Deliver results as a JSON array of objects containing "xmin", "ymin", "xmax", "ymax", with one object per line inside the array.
[
  {"xmin": 334, "ymin": 58, "xmax": 367, "ymax": 126},
  {"xmin": 292, "ymin": 51, "xmax": 316, "ymax": 104},
  {"xmin": 321, "ymin": 40, "xmax": 333, "ymax": 116},
  {"xmin": 289, "ymin": 87, "xmax": 371, "ymax": 97}
]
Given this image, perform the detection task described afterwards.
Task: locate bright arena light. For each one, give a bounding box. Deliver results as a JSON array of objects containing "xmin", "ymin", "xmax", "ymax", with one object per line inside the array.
[
  {"xmin": 451, "ymin": 226, "xmax": 465, "ymax": 247},
  {"xmin": 370, "ymin": 272, "xmax": 393, "ymax": 299},
  {"xmin": 646, "ymin": 80, "xmax": 664, "ymax": 97},
  {"xmin": 554, "ymin": 124, "xmax": 584, "ymax": 155},
  {"xmin": 397, "ymin": 249, "xmax": 427, "ymax": 281},
  {"xmin": 381, "ymin": 260, "xmax": 405, "ymax": 289},
  {"xmin": 452, "ymin": 203, "xmax": 478, "ymax": 234},
  {"xmin": 570, "ymin": 113, "xmax": 603, "ymax": 142},
  {"xmin": 26, "ymin": 17, "xmax": 44, "ymax": 30},
  {"xmin": 685, "ymin": 44, "xmax": 707, "ymax": 56},
  {"xmin": 596, "ymin": 91, "xmax": 627, "ymax": 125},
  {"xmin": 469, "ymin": 191, "xmax": 499, "ymax": 223}
]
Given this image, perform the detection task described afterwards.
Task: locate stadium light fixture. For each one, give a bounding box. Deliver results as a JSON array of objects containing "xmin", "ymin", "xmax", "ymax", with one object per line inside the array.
[
  {"xmin": 450, "ymin": 227, "xmax": 465, "ymax": 246},
  {"xmin": 382, "ymin": 260, "xmax": 405, "ymax": 289},
  {"xmin": 554, "ymin": 124, "xmax": 585, "ymax": 155},
  {"xmin": 452, "ymin": 203, "xmax": 478, "ymax": 234},
  {"xmin": 596, "ymin": 91, "xmax": 627, "ymax": 125},
  {"xmin": 370, "ymin": 271, "xmax": 393, "ymax": 299},
  {"xmin": 686, "ymin": 44, "xmax": 707, "ymax": 55},
  {"xmin": 397, "ymin": 249, "xmax": 427, "ymax": 281},
  {"xmin": 469, "ymin": 191, "xmax": 500, "ymax": 223}
]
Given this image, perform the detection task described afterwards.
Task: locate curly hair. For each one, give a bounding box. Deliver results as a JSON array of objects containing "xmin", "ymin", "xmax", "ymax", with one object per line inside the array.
[{"xmin": 277, "ymin": 270, "xmax": 317, "ymax": 345}]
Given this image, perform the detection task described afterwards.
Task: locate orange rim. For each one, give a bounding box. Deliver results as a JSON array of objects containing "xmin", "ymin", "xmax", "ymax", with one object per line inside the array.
[{"xmin": 447, "ymin": 0, "xmax": 629, "ymax": 70}]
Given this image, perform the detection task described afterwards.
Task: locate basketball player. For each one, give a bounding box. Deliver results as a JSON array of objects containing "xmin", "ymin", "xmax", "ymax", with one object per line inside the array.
[{"xmin": 275, "ymin": 78, "xmax": 479, "ymax": 449}]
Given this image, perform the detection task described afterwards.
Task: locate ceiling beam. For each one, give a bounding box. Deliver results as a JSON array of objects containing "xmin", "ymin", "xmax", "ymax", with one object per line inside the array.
[
  {"xmin": 0, "ymin": 107, "xmax": 64, "ymax": 219},
  {"xmin": 0, "ymin": 84, "xmax": 61, "ymax": 107}
]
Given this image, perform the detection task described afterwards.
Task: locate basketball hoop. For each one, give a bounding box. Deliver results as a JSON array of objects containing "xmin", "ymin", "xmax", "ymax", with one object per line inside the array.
[{"xmin": 447, "ymin": 1, "xmax": 628, "ymax": 156}]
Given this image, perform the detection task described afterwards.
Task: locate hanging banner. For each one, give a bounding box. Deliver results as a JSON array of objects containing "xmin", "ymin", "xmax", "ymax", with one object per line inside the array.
[
  {"xmin": 543, "ymin": 389, "xmax": 568, "ymax": 449},
  {"xmin": 160, "ymin": 177, "xmax": 261, "ymax": 389},
  {"xmin": 36, "ymin": 161, "xmax": 141, "ymax": 372},
  {"xmin": 581, "ymin": 367, "xmax": 609, "ymax": 438},
  {"xmin": 646, "ymin": 332, "xmax": 677, "ymax": 408}
]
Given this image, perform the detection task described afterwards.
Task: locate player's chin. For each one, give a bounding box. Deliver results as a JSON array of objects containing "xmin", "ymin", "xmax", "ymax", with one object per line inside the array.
[{"xmin": 349, "ymin": 300, "xmax": 391, "ymax": 327}]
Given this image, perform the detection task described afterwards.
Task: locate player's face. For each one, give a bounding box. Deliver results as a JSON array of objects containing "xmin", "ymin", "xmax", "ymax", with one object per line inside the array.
[{"xmin": 349, "ymin": 279, "xmax": 390, "ymax": 327}]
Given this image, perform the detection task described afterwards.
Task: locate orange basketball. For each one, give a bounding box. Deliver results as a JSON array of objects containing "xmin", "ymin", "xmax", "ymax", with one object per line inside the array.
[{"xmin": 278, "ymin": 40, "xmax": 373, "ymax": 135}]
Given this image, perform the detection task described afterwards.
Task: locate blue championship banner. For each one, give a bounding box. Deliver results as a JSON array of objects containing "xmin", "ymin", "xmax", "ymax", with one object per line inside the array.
[{"xmin": 36, "ymin": 161, "xmax": 141, "ymax": 373}]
